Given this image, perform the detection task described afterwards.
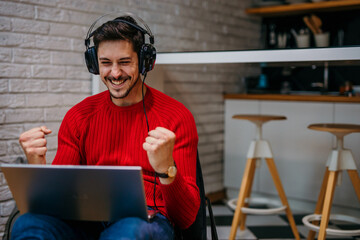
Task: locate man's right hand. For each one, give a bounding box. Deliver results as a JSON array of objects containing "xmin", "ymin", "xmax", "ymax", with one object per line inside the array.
[{"xmin": 19, "ymin": 126, "xmax": 52, "ymax": 164}]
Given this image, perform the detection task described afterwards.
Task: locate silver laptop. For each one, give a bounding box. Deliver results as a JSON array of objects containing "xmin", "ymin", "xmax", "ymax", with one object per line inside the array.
[{"xmin": 1, "ymin": 164, "xmax": 148, "ymax": 222}]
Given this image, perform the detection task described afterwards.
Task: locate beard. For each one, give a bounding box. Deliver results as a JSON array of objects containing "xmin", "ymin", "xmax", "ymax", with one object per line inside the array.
[{"xmin": 105, "ymin": 75, "xmax": 140, "ymax": 99}]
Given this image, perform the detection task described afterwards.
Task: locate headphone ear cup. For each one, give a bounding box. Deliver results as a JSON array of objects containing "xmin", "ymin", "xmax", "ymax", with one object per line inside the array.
[
  {"xmin": 84, "ymin": 46, "xmax": 99, "ymax": 75},
  {"xmin": 139, "ymin": 44, "xmax": 156, "ymax": 75}
]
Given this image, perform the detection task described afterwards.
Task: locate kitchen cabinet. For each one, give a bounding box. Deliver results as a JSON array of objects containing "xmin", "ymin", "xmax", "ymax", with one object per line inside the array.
[{"xmin": 224, "ymin": 97, "xmax": 360, "ymax": 213}]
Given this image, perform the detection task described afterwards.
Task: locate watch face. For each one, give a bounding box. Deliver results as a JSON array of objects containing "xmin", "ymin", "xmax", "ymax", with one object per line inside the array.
[{"xmin": 168, "ymin": 166, "xmax": 177, "ymax": 178}]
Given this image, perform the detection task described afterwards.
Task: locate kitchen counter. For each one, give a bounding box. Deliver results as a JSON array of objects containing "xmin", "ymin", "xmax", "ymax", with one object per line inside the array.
[{"xmin": 224, "ymin": 93, "xmax": 360, "ymax": 103}]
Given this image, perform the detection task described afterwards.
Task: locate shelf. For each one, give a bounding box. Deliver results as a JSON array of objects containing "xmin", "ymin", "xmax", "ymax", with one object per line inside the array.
[
  {"xmin": 224, "ymin": 93, "xmax": 360, "ymax": 103},
  {"xmin": 156, "ymin": 47, "xmax": 360, "ymax": 65},
  {"xmin": 246, "ymin": 0, "xmax": 360, "ymax": 16}
]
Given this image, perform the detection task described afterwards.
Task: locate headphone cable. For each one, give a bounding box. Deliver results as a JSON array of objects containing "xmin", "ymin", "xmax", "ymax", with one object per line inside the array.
[
  {"xmin": 142, "ymin": 73, "xmax": 149, "ymax": 132},
  {"xmin": 141, "ymin": 73, "xmax": 159, "ymax": 212}
]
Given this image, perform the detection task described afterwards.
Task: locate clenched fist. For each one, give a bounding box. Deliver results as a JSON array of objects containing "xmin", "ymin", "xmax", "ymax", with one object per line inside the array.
[
  {"xmin": 143, "ymin": 127, "xmax": 176, "ymax": 184},
  {"xmin": 19, "ymin": 126, "xmax": 52, "ymax": 164}
]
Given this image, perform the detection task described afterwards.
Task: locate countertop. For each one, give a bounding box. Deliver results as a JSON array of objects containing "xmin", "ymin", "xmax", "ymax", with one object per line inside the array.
[{"xmin": 224, "ymin": 93, "xmax": 360, "ymax": 103}]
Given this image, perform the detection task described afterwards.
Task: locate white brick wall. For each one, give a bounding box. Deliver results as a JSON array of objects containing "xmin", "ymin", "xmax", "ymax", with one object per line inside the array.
[{"xmin": 0, "ymin": 0, "xmax": 260, "ymax": 235}]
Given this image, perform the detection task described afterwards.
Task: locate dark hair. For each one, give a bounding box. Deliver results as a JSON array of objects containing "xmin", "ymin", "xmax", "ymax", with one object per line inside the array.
[{"xmin": 93, "ymin": 16, "xmax": 144, "ymax": 55}]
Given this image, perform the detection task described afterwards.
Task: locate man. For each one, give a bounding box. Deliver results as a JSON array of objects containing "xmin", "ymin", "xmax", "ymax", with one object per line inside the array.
[{"xmin": 12, "ymin": 15, "xmax": 200, "ymax": 239}]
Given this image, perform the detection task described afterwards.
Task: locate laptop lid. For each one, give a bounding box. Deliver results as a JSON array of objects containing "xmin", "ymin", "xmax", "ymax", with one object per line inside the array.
[{"xmin": 1, "ymin": 164, "xmax": 148, "ymax": 222}]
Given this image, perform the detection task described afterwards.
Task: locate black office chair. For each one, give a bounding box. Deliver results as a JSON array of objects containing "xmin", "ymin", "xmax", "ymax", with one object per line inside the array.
[
  {"xmin": 175, "ymin": 151, "xmax": 218, "ymax": 240},
  {"xmin": 3, "ymin": 205, "xmax": 20, "ymax": 240},
  {"xmin": 3, "ymin": 154, "xmax": 218, "ymax": 240}
]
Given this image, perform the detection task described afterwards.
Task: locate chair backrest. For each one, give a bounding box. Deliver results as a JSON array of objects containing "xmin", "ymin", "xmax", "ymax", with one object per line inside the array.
[
  {"xmin": 3, "ymin": 157, "xmax": 24, "ymax": 240},
  {"xmin": 176, "ymin": 151, "xmax": 218, "ymax": 240},
  {"xmin": 3, "ymin": 204, "xmax": 20, "ymax": 240}
]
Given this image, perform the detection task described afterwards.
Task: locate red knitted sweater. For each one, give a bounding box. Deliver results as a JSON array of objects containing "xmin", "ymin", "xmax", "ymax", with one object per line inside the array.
[{"xmin": 52, "ymin": 86, "xmax": 200, "ymax": 229}]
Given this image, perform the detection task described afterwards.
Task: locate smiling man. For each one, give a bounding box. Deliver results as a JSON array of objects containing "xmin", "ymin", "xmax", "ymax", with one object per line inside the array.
[{"xmin": 13, "ymin": 15, "xmax": 200, "ymax": 240}]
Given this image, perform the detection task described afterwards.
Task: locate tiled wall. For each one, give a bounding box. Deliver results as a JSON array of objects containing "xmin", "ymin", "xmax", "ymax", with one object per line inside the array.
[{"xmin": 0, "ymin": 0, "xmax": 261, "ymax": 235}]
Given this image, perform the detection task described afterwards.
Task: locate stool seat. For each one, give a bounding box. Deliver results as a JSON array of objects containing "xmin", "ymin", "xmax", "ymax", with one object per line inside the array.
[
  {"xmin": 308, "ymin": 123, "xmax": 360, "ymax": 135},
  {"xmin": 233, "ymin": 114, "xmax": 286, "ymax": 123}
]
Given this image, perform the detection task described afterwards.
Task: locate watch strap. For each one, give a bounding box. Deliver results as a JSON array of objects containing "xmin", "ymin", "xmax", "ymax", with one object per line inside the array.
[
  {"xmin": 155, "ymin": 171, "xmax": 169, "ymax": 178},
  {"xmin": 155, "ymin": 162, "xmax": 177, "ymax": 178}
]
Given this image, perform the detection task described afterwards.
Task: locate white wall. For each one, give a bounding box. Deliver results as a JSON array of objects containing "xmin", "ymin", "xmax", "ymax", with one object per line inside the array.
[{"xmin": 0, "ymin": 0, "xmax": 260, "ymax": 235}]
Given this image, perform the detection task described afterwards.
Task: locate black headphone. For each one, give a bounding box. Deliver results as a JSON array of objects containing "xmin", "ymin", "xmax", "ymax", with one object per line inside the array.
[{"xmin": 84, "ymin": 13, "xmax": 156, "ymax": 76}]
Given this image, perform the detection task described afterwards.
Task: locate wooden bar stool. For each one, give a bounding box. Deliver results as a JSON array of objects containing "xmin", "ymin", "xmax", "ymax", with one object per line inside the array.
[
  {"xmin": 228, "ymin": 114, "xmax": 300, "ymax": 240},
  {"xmin": 303, "ymin": 123, "xmax": 360, "ymax": 240}
]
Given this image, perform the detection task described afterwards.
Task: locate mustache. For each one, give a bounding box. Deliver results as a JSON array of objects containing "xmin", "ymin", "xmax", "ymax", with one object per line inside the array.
[{"xmin": 105, "ymin": 75, "xmax": 131, "ymax": 81}]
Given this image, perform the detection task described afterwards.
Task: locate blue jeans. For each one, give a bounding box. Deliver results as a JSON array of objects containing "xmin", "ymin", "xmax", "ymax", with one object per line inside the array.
[{"xmin": 11, "ymin": 212, "xmax": 174, "ymax": 240}]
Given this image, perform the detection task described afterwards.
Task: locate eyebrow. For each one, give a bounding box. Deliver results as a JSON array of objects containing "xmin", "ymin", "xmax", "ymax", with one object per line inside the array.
[{"xmin": 99, "ymin": 57, "xmax": 132, "ymax": 61}]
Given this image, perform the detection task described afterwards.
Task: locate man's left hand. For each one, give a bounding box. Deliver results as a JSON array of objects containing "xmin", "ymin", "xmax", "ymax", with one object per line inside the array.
[{"xmin": 143, "ymin": 127, "xmax": 176, "ymax": 184}]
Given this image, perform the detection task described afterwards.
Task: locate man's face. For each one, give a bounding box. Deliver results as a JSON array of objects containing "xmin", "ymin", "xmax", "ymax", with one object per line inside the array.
[{"xmin": 98, "ymin": 40, "xmax": 141, "ymax": 106}]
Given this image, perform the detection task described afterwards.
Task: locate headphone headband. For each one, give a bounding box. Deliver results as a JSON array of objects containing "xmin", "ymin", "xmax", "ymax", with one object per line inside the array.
[{"xmin": 85, "ymin": 12, "xmax": 154, "ymax": 48}]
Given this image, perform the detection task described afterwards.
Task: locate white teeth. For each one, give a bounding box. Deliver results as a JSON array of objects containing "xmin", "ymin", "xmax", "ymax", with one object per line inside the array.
[{"xmin": 110, "ymin": 79, "xmax": 125, "ymax": 85}]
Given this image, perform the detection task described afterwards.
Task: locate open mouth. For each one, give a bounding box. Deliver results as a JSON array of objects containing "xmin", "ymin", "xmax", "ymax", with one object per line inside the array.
[
  {"xmin": 107, "ymin": 76, "xmax": 130, "ymax": 87},
  {"xmin": 110, "ymin": 78, "xmax": 126, "ymax": 86}
]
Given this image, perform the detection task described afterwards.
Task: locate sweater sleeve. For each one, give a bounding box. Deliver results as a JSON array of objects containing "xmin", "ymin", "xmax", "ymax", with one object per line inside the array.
[
  {"xmin": 52, "ymin": 107, "xmax": 82, "ymax": 165},
  {"xmin": 159, "ymin": 107, "xmax": 200, "ymax": 229}
]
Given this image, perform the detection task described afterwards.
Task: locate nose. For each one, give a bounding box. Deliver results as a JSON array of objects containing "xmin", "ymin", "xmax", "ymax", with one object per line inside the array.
[{"xmin": 111, "ymin": 64, "xmax": 122, "ymax": 79}]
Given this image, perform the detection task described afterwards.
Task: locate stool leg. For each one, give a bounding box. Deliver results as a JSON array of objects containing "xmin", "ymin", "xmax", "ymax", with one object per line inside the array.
[
  {"xmin": 265, "ymin": 158, "xmax": 301, "ymax": 240},
  {"xmin": 239, "ymin": 158, "xmax": 257, "ymax": 230},
  {"xmin": 229, "ymin": 158, "xmax": 257, "ymax": 240},
  {"xmin": 307, "ymin": 168, "xmax": 330, "ymax": 240},
  {"xmin": 347, "ymin": 170, "xmax": 360, "ymax": 201},
  {"xmin": 318, "ymin": 171, "xmax": 338, "ymax": 240}
]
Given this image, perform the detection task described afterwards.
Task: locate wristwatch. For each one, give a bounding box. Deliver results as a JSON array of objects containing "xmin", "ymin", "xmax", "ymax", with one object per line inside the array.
[{"xmin": 156, "ymin": 165, "xmax": 177, "ymax": 178}]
